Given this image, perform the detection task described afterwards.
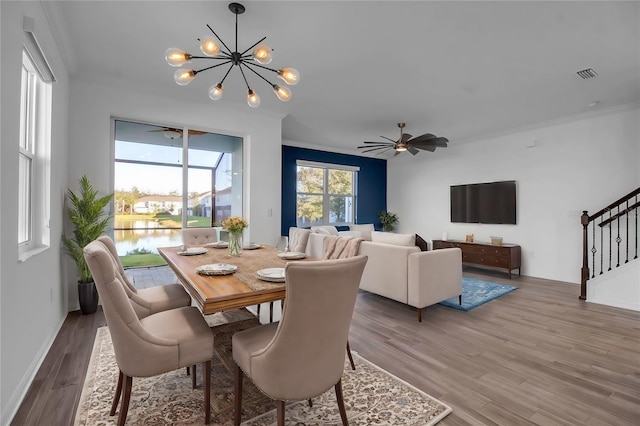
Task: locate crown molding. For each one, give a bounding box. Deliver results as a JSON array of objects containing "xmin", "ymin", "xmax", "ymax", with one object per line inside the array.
[{"xmin": 40, "ymin": 1, "xmax": 77, "ymax": 75}]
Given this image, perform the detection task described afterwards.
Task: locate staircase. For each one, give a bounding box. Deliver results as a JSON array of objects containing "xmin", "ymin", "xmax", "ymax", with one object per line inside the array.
[{"xmin": 581, "ymin": 187, "xmax": 639, "ymax": 311}]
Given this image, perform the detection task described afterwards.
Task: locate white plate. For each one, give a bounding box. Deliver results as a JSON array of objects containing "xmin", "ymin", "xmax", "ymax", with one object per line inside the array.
[
  {"xmin": 196, "ymin": 263, "xmax": 238, "ymax": 276},
  {"xmin": 205, "ymin": 241, "xmax": 228, "ymax": 248},
  {"xmin": 243, "ymin": 243, "xmax": 261, "ymax": 250},
  {"xmin": 256, "ymin": 267, "xmax": 285, "ymax": 282},
  {"xmin": 277, "ymin": 251, "xmax": 306, "ymax": 260},
  {"xmin": 178, "ymin": 247, "xmax": 208, "ymax": 256}
]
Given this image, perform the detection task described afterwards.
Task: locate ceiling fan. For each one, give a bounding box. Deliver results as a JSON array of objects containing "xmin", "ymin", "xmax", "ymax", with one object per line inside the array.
[
  {"xmin": 148, "ymin": 127, "xmax": 208, "ymax": 140},
  {"xmin": 357, "ymin": 122, "xmax": 449, "ymax": 156}
]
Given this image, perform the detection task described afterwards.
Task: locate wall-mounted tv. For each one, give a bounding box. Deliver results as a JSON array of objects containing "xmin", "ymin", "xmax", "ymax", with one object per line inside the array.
[{"xmin": 450, "ymin": 180, "xmax": 517, "ymax": 224}]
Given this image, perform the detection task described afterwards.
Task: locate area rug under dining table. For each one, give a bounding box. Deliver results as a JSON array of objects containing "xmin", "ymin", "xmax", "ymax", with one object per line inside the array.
[{"xmin": 75, "ymin": 310, "xmax": 452, "ymax": 425}]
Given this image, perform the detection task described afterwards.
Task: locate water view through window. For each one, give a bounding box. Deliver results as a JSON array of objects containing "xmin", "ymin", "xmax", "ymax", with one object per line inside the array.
[{"xmin": 113, "ymin": 120, "xmax": 243, "ymax": 267}]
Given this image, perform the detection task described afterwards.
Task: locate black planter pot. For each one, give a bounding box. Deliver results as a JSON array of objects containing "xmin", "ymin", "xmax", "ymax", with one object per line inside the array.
[{"xmin": 78, "ymin": 282, "xmax": 99, "ymax": 315}]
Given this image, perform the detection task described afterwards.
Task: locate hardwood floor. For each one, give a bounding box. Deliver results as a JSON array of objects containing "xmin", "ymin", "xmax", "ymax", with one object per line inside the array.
[{"xmin": 11, "ymin": 267, "xmax": 640, "ymax": 425}]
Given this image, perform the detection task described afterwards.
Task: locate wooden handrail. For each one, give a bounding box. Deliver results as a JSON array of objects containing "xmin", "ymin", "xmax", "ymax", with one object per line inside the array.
[
  {"xmin": 580, "ymin": 186, "xmax": 639, "ymax": 300},
  {"xmin": 598, "ymin": 201, "xmax": 640, "ymax": 227},
  {"xmin": 588, "ymin": 187, "xmax": 640, "ymax": 222}
]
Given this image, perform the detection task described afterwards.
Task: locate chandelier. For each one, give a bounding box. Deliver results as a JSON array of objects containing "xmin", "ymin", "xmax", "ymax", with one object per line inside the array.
[{"xmin": 165, "ymin": 2, "xmax": 300, "ymax": 108}]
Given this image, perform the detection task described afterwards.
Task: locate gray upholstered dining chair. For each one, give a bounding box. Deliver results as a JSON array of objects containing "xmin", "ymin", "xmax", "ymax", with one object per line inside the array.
[
  {"xmin": 288, "ymin": 227, "xmax": 311, "ymax": 252},
  {"xmin": 84, "ymin": 240, "xmax": 215, "ymax": 425},
  {"xmin": 97, "ymin": 235, "xmax": 191, "ymax": 319},
  {"xmin": 181, "ymin": 227, "xmax": 219, "ymax": 245},
  {"xmin": 232, "ymin": 255, "xmax": 368, "ymax": 426}
]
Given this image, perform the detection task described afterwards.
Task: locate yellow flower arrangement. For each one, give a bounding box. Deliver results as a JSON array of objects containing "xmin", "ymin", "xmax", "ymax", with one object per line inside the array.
[{"xmin": 221, "ymin": 216, "xmax": 248, "ymax": 234}]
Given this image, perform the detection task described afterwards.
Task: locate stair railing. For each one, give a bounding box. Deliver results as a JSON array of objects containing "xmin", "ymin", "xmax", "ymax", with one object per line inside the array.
[{"xmin": 580, "ymin": 187, "xmax": 639, "ymax": 300}]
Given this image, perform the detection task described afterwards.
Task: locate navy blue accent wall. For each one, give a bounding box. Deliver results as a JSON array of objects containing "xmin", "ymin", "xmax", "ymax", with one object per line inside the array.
[{"xmin": 281, "ymin": 146, "xmax": 387, "ymax": 234}]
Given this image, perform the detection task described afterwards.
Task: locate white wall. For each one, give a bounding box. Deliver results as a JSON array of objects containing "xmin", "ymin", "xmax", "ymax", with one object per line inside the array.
[
  {"xmin": 0, "ymin": 2, "xmax": 70, "ymax": 423},
  {"xmin": 388, "ymin": 106, "xmax": 640, "ymax": 284},
  {"xmin": 66, "ymin": 79, "xmax": 284, "ymax": 309}
]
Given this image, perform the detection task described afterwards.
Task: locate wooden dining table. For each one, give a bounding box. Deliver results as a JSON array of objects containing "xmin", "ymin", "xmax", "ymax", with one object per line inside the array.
[{"xmin": 158, "ymin": 244, "xmax": 310, "ymax": 315}]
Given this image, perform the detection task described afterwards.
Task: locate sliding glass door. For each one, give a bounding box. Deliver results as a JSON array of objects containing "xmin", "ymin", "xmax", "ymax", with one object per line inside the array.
[{"xmin": 113, "ymin": 120, "xmax": 242, "ymax": 267}]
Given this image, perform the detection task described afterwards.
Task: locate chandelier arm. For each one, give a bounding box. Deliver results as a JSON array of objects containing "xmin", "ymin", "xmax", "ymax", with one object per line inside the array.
[
  {"xmin": 190, "ymin": 54, "xmax": 233, "ymax": 60},
  {"xmin": 242, "ymin": 62, "xmax": 277, "ymax": 87},
  {"xmin": 218, "ymin": 64, "xmax": 235, "ymax": 85},
  {"xmin": 245, "ymin": 61, "xmax": 279, "ymax": 74},
  {"xmin": 240, "ymin": 36, "xmax": 267, "ymax": 56},
  {"xmin": 206, "ymin": 24, "xmax": 233, "ymax": 56},
  {"xmin": 194, "ymin": 60, "xmax": 233, "ymax": 74},
  {"xmin": 238, "ymin": 64, "xmax": 253, "ymax": 90}
]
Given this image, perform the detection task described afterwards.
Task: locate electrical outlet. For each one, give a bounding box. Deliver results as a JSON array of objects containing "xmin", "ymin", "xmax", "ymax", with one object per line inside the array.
[{"xmin": 267, "ymin": 208, "xmax": 272, "ymax": 217}]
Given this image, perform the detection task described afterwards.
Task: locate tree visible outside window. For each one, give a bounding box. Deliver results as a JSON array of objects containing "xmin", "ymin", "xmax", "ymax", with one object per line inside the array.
[{"xmin": 296, "ymin": 162, "xmax": 357, "ymax": 227}]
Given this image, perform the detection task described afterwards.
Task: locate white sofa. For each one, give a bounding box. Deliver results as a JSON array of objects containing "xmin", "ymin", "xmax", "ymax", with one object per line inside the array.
[{"xmin": 306, "ymin": 233, "xmax": 462, "ymax": 321}]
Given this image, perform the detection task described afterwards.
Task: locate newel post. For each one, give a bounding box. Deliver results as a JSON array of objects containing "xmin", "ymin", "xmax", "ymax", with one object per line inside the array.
[{"xmin": 580, "ymin": 210, "xmax": 589, "ymax": 300}]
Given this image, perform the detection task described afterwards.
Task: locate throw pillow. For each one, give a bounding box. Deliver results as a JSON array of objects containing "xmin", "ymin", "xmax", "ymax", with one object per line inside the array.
[
  {"xmin": 371, "ymin": 231, "xmax": 415, "ymax": 247},
  {"xmin": 415, "ymin": 233, "xmax": 429, "ymax": 251},
  {"xmin": 349, "ymin": 224, "xmax": 374, "ymax": 241}
]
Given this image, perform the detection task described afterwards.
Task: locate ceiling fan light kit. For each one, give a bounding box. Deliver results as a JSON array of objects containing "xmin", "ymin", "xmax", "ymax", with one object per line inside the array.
[
  {"xmin": 358, "ymin": 122, "xmax": 449, "ymax": 156},
  {"xmin": 165, "ymin": 2, "xmax": 300, "ymax": 108}
]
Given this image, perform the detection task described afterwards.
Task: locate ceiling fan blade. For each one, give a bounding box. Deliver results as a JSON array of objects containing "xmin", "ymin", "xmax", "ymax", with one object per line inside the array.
[
  {"xmin": 414, "ymin": 144, "xmax": 437, "ymax": 152},
  {"xmin": 376, "ymin": 147, "xmax": 394, "ymax": 156},
  {"xmin": 408, "ymin": 133, "xmax": 437, "ymax": 144},
  {"xmin": 411, "ymin": 137, "xmax": 448, "ymax": 148},
  {"xmin": 380, "ymin": 136, "xmax": 396, "ymax": 143},
  {"xmin": 363, "ymin": 141, "xmax": 393, "ymax": 145},
  {"xmin": 357, "ymin": 145, "xmax": 391, "ymax": 149},
  {"xmin": 189, "ymin": 130, "xmax": 208, "ymax": 135},
  {"xmin": 401, "ymin": 133, "xmax": 413, "ymax": 142},
  {"xmin": 362, "ymin": 146, "xmax": 392, "ymax": 153},
  {"xmin": 407, "ymin": 146, "xmax": 420, "ymax": 155}
]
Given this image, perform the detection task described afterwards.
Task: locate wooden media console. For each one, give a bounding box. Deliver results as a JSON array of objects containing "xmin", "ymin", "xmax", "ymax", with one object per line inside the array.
[{"xmin": 432, "ymin": 239, "xmax": 521, "ymax": 278}]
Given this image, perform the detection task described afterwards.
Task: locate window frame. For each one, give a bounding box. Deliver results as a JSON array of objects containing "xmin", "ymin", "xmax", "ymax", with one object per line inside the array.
[
  {"xmin": 18, "ymin": 47, "xmax": 52, "ymax": 260},
  {"xmin": 295, "ymin": 160, "xmax": 359, "ymax": 227}
]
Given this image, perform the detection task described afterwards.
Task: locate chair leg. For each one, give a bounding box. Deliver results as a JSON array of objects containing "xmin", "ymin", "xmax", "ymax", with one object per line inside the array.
[
  {"xmin": 110, "ymin": 370, "xmax": 124, "ymax": 416},
  {"xmin": 346, "ymin": 340, "xmax": 356, "ymax": 370},
  {"xmin": 417, "ymin": 307, "xmax": 422, "ymax": 322},
  {"xmin": 117, "ymin": 374, "xmax": 133, "ymax": 426},
  {"xmin": 308, "ymin": 398, "xmax": 313, "ymax": 407},
  {"xmin": 335, "ymin": 379, "xmax": 349, "ymax": 425},
  {"xmin": 269, "ymin": 301, "xmax": 274, "ymax": 323},
  {"xmin": 234, "ymin": 363, "xmax": 243, "ymax": 426},
  {"xmin": 186, "ymin": 366, "xmax": 190, "ymax": 376},
  {"xmin": 276, "ymin": 400, "xmax": 285, "ymax": 426},
  {"xmin": 257, "ymin": 303, "xmax": 261, "ymax": 320},
  {"xmin": 459, "ymin": 294, "xmax": 462, "ymax": 305},
  {"xmin": 192, "ymin": 364, "xmax": 197, "ymax": 389},
  {"xmin": 204, "ymin": 360, "xmax": 211, "ymax": 424}
]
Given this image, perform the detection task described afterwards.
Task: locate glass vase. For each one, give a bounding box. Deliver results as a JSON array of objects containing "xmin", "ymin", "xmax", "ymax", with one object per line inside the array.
[{"xmin": 228, "ymin": 230, "xmax": 243, "ymax": 256}]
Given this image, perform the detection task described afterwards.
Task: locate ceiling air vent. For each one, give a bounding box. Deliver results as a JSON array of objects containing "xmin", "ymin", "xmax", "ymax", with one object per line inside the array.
[{"xmin": 576, "ymin": 68, "xmax": 598, "ymax": 79}]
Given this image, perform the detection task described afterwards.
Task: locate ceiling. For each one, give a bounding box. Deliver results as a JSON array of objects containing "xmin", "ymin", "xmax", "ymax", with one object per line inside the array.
[{"xmin": 48, "ymin": 1, "xmax": 639, "ymax": 157}]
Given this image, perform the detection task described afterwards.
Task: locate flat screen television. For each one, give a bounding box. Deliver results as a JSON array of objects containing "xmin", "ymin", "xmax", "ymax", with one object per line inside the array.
[{"xmin": 450, "ymin": 181, "xmax": 517, "ymax": 224}]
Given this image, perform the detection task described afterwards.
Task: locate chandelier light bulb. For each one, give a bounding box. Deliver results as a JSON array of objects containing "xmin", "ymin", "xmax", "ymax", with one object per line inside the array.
[
  {"xmin": 273, "ymin": 85, "xmax": 292, "ymax": 102},
  {"xmin": 200, "ymin": 36, "xmax": 221, "ymax": 56},
  {"xmin": 165, "ymin": 48, "xmax": 190, "ymax": 67},
  {"xmin": 208, "ymin": 83, "xmax": 224, "ymax": 100},
  {"xmin": 277, "ymin": 68, "xmax": 300, "ymax": 85},
  {"xmin": 174, "ymin": 69, "xmax": 196, "ymax": 85},
  {"xmin": 253, "ymin": 44, "xmax": 273, "ymax": 64},
  {"xmin": 247, "ymin": 89, "xmax": 261, "ymax": 108},
  {"xmin": 396, "ymin": 144, "xmax": 408, "ymax": 152}
]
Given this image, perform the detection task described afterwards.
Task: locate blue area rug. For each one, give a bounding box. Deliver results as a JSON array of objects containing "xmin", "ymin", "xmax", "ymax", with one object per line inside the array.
[{"xmin": 439, "ymin": 277, "xmax": 517, "ymax": 311}]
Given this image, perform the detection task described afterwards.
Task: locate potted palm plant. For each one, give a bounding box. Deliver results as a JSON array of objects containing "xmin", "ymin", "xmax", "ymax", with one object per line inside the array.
[
  {"xmin": 378, "ymin": 211, "xmax": 399, "ymax": 232},
  {"xmin": 62, "ymin": 175, "xmax": 113, "ymax": 314}
]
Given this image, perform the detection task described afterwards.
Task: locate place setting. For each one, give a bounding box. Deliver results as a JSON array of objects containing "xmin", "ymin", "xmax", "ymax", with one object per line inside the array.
[
  {"xmin": 177, "ymin": 246, "xmax": 208, "ymax": 256},
  {"xmin": 256, "ymin": 267, "xmax": 285, "ymax": 283},
  {"xmin": 195, "ymin": 263, "xmax": 238, "ymax": 276},
  {"xmin": 205, "ymin": 241, "xmax": 229, "ymax": 249},
  {"xmin": 277, "ymin": 251, "xmax": 306, "ymax": 260}
]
